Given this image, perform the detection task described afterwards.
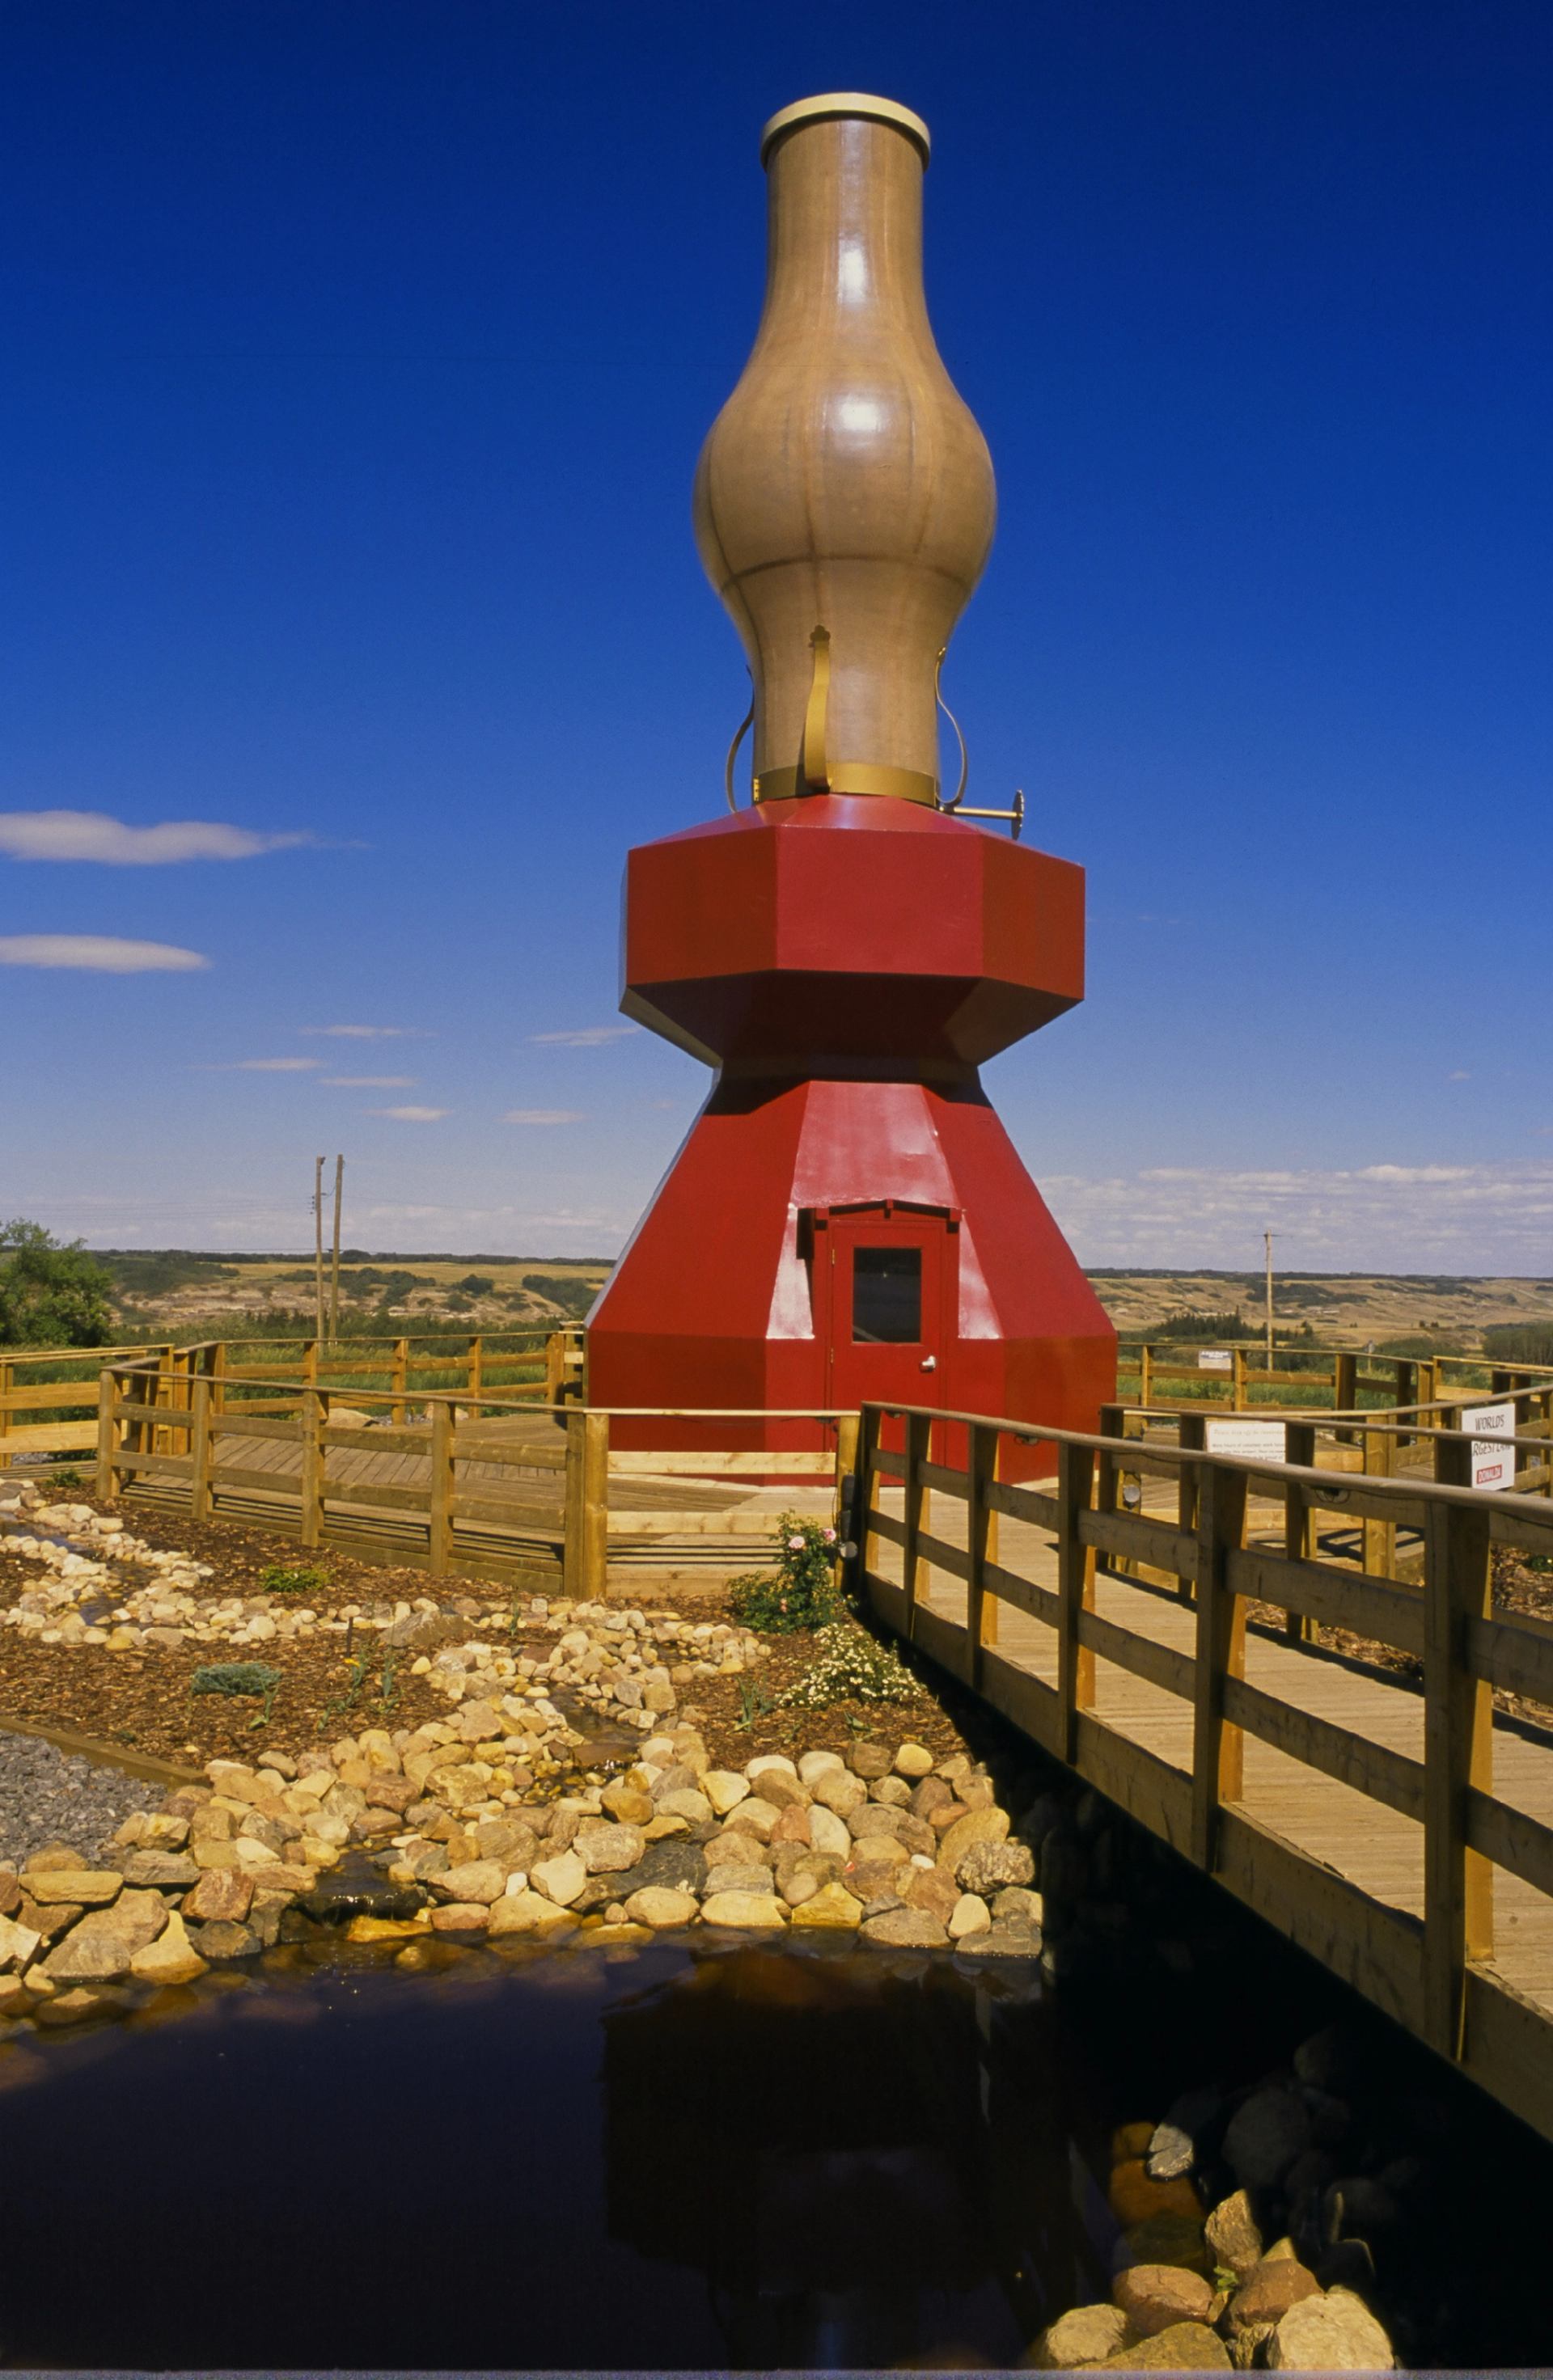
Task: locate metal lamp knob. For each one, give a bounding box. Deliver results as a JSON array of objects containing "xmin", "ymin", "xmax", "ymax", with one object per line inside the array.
[{"xmin": 920, "ymin": 1355, "xmax": 937, "ymax": 1371}]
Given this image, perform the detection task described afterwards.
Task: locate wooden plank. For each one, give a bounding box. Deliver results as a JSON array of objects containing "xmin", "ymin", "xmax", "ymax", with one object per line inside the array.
[
  {"xmin": 209, "ymin": 1412, "xmax": 306, "ymax": 1444},
  {"xmin": 965, "ymin": 1423, "xmax": 997, "ymax": 1686},
  {"xmin": 1223, "ymin": 1673, "xmax": 1427, "ymax": 1821},
  {"xmin": 1217, "ymin": 1806, "xmax": 1425, "ymax": 2036},
  {"xmin": 1056, "ymin": 1443, "xmax": 1095, "ymax": 1765},
  {"xmin": 916, "ymin": 1528, "xmax": 971, "ymax": 1584},
  {"xmin": 299, "ymin": 1389, "xmax": 321, "ymax": 1549},
  {"xmin": 1466, "ymin": 1611, "xmax": 1553, "ymax": 1703},
  {"xmin": 1464, "ymin": 1786, "xmax": 1553, "ymax": 1901},
  {"xmin": 319, "ymin": 1476, "xmax": 432, "ymax": 1516},
  {"xmin": 1080, "ymin": 1503, "xmax": 1197, "ymax": 1577},
  {"xmin": 113, "ymin": 1450, "xmax": 195, "ymax": 1481},
  {"xmin": 451, "ymin": 1491, "xmax": 565, "ymax": 1530},
  {"xmin": 608, "ymin": 1449, "xmax": 832, "ymax": 1477},
  {"xmin": 319, "ymin": 1423, "xmax": 430, "ymax": 1454},
  {"xmin": 1077, "ymin": 1603, "xmax": 1195, "ymax": 1702},
  {"xmin": 457, "ymin": 1436, "xmax": 567, "ymax": 1470},
  {"xmin": 920, "ymin": 1456, "xmax": 971, "ymax": 1503},
  {"xmin": 984, "ymin": 1558, "xmax": 1059, "ymax": 1630},
  {"xmin": 1424, "ymin": 1486, "xmax": 1495, "ymax": 2057},
  {"xmin": 901, "ymin": 1414, "xmax": 931, "ymax": 1644},
  {"xmin": 1229, "ymin": 1547, "xmax": 1425, "ymax": 1657},
  {"xmin": 1191, "ymin": 1462, "xmax": 1249, "ymax": 1870},
  {"xmin": 986, "ymin": 1477, "xmax": 1060, "ymax": 1532}
]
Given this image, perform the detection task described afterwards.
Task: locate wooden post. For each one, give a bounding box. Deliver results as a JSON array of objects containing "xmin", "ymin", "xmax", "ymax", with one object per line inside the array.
[
  {"xmin": 189, "ymin": 1376, "xmax": 213, "ymax": 1523},
  {"xmin": 965, "ymin": 1421, "xmax": 997, "ymax": 1686},
  {"xmin": 211, "ymin": 1338, "xmax": 227, "ymax": 1416},
  {"xmin": 1176, "ymin": 1410, "xmax": 1204, "ymax": 1600},
  {"xmin": 564, "ymin": 1409, "xmax": 609, "ymax": 1601},
  {"xmin": 1424, "ymin": 1436, "xmax": 1494, "ymax": 2059},
  {"xmin": 330, "ymin": 1153, "xmax": 343, "ymax": 1345},
  {"xmin": 1284, "ymin": 1418, "xmax": 1317, "ymax": 1642},
  {"xmin": 428, "ymin": 1398, "xmax": 454, "ymax": 1575},
  {"xmin": 96, "ymin": 1368, "xmax": 118, "ymax": 1502},
  {"xmin": 857, "ymin": 1405, "xmax": 882, "ymax": 1604},
  {"xmin": 1334, "ymin": 1350, "xmax": 1358, "ymax": 1443},
  {"xmin": 391, "ymin": 1336, "xmax": 409, "ymax": 1425},
  {"xmin": 0, "ymin": 1358, "xmax": 11, "ymax": 1452},
  {"xmin": 544, "ymin": 1331, "xmax": 564, "ymax": 1408},
  {"xmin": 300, "ymin": 1388, "xmax": 322, "ymax": 1548},
  {"xmin": 1139, "ymin": 1344, "xmax": 1153, "ymax": 1408},
  {"xmin": 1190, "ymin": 1460, "xmax": 1250, "ymax": 1872},
  {"xmin": 1096, "ymin": 1402, "xmax": 1130, "ymax": 1580},
  {"xmin": 1362, "ymin": 1425, "xmax": 1397, "ymax": 1578},
  {"xmin": 1231, "ymin": 1346, "xmax": 1247, "ymax": 1411},
  {"xmin": 467, "ymin": 1335, "xmax": 484, "ymax": 1408},
  {"xmin": 832, "ymin": 1412, "xmax": 861, "ymax": 1573},
  {"xmin": 899, "ymin": 1411, "xmax": 932, "ymax": 1642},
  {"xmin": 1056, "ymin": 1440, "xmax": 1096, "ymax": 1765},
  {"xmin": 303, "ymin": 1338, "xmax": 319, "ymax": 1388}
]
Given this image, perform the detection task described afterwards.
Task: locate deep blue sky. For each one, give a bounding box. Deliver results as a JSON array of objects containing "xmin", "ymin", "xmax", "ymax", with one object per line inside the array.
[{"xmin": 4, "ymin": 1, "xmax": 1551, "ymax": 1268}]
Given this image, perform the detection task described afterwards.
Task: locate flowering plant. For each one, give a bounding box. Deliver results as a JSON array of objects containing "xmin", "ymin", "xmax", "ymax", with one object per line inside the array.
[{"xmin": 728, "ymin": 1511, "xmax": 842, "ymax": 1634}]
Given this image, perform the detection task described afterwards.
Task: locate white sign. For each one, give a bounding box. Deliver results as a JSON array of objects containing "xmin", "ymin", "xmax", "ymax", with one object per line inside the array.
[
  {"xmin": 1466, "ymin": 1401, "xmax": 1517, "ymax": 1492},
  {"xmin": 1204, "ymin": 1418, "xmax": 1288, "ymax": 1462},
  {"xmin": 1197, "ymin": 1349, "xmax": 1233, "ymax": 1372}
]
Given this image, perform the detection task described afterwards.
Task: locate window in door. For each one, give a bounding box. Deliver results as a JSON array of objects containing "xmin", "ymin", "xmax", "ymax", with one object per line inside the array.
[{"xmin": 851, "ymin": 1246, "xmax": 923, "ymax": 1343}]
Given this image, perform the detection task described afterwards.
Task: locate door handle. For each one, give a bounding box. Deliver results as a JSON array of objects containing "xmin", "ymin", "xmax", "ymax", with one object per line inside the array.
[{"xmin": 920, "ymin": 1355, "xmax": 937, "ymax": 1372}]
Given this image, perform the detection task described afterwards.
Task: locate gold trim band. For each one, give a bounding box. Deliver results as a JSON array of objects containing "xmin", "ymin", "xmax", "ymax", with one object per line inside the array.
[
  {"xmin": 754, "ymin": 762, "xmax": 939, "ymax": 807},
  {"xmin": 760, "ymin": 92, "xmax": 930, "ymax": 167}
]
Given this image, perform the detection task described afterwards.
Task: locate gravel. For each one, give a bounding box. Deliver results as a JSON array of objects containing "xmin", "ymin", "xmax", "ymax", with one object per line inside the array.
[{"xmin": 0, "ymin": 1727, "xmax": 163, "ymax": 1869}]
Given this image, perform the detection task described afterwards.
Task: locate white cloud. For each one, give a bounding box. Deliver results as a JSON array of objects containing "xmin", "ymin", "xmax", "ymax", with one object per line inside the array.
[
  {"xmin": 0, "ymin": 810, "xmax": 315, "ymax": 864},
  {"xmin": 504, "ymin": 1109, "xmax": 585, "ymax": 1125},
  {"xmin": 368, "ymin": 1105, "xmax": 448, "ymax": 1122},
  {"xmin": 1448, "ymin": 1071, "xmax": 1471, "ymax": 1081},
  {"xmin": 1035, "ymin": 1156, "xmax": 1553, "ymax": 1271},
  {"xmin": 321, "ymin": 1074, "xmax": 416, "ymax": 1088},
  {"xmin": 0, "ymin": 934, "xmax": 209, "ymax": 972},
  {"xmin": 197, "ymin": 1057, "xmax": 322, "ymax": 1073},
  {"xmin": 527, "ymin": 1024, "xmax": 641, "ymax": 1047},
  {"xmin": 302, "ymin": 1024, "xmax": 425, "ymax": 1040}
]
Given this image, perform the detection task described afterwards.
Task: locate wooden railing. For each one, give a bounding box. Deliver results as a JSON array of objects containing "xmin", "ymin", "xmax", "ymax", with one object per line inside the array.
[
  {"xmin": 1119, "ymin": 1338, "xmax": 1553, "ymax": 1416},
  {"xmin": 854, "ymin": 1397, "xmax": 1553, "ymax": 2144}
]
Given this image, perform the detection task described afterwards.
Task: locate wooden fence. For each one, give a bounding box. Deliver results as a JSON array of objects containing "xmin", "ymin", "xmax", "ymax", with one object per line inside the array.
[
  {"xmin": 856, "ymin": 1395, "xmax": 1553, "ymax": 2145},
  {"xmin": 1119, "ymin": 1338, "xmax": 1553, "ymax": 1416}
]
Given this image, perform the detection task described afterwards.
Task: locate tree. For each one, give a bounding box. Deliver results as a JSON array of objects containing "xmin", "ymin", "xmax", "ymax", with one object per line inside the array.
[{"xmin": 0, "ymin": 1220, "xmax": 116, "ymax": 1346}]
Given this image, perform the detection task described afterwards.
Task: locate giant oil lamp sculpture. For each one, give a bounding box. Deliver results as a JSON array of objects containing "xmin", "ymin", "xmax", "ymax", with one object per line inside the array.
[{"xmin": 589, "ymin": 94, "xmax": 1115, "ymax": 1464}]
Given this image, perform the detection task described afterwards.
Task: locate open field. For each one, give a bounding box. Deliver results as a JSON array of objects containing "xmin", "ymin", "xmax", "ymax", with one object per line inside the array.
[{"xmin": 85, "ymin": 1253, "xmax": 1553, "ymax": 1352}]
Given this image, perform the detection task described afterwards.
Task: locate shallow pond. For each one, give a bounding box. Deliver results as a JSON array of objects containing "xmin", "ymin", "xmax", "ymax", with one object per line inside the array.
[{"xmin": 2, "ymin": 1914, "xmax": 1552, "ymax": 2368}]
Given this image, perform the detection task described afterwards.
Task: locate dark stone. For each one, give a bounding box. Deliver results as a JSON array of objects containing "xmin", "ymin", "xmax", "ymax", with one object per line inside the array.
[
  {"xmin": 193, "ymin": 1920, "xmax": 261, "ymax": 1960},
  {"xmin": 299, "ymin": 1853, "xmax": 423, "ymax": 1925},
  {"xmin": 610, "ymin": 1839, "xmax": 709, "ymax": 1900},
  {"xmin": 846, "ymin": 1743, "xmax": 894, "ymax": 1778},
  {"xmin": 954, "ymin": 1917, "xmax": 1041, "ymax": 1959}
]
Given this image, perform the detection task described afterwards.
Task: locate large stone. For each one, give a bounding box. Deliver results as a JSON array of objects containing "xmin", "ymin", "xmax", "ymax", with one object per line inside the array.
[
  {"xmin": 298, "ymin": 1866, "xmax": 421, "ymax": 1922},
  {"xmin": 184, "ymin": 1868, "xmax": 255, "ymax": 1925},
  {"xmin": 1102, "ymin": 2321, "xmax": 1229, "ymax": 2369},
  {"xmin": 955, "ymin": 1837, "xmax": 1034, "ymax": 1894},
  {"xmin": 808, "ymin": 1805, "xmax": 852, "ymax": 1859},
  {"xmin": 624, "ymin": 1887, "xmax": 698, "ymax": 1930},
  {"xmin": 722, "ymin": 1797, "xmax": 781, "ymax": 1843},
  {"xmin": 40, "ymin": 1890, "xmax": 168, "ymax": 1984},
  {"xmin": 700, "ymin": 1890, "xmax": 788, "ymax": 1930},
  {"xmin": 0, "ymin": 1913, "xmax": 43, "ymax": 1972},
  {"xmin": 1222, "ymin": 2088, "xmax": 1311, "ymax": 2190},
  {"xmin": 33, "ymin": 1985, "xmax": 129, "ymax": 2027},
  {"xmin": 657, "ymin": 1787, "xmax": 713, "ymax": 1824},
  {"xmin": 848, "ymin": 1802, "xmax": 906, "ymax": 1840},
  {"xmin": 901, "ymin": 1862, "xmax": 962, "ymax": 1925},
  {"xmin": 599, "ymin": 1782, "xmax": 654, "ymax": 1825},
  {"xmin": 811, "ymin": 1768, "xmax": 868, "ymax": 1818},
  {"xmin": 192, "ymin": 1919, "xmax": 260, "ymax": 1959},
  {"xmin": 531, "ymin": 1850, "xmax": 588, "ymax": 1907},
  {"xmin": 1031, "ymin": 2303, "xmax": 1130, "ymax": 2369},
  {"xmin": 894, "ymin": 1741, "xmax": 935, "ymax": 1778},
  {"xmin": 430, "ymin": 1860, "xmax": 508, "ymax": 1905},
  {"xmin": 703, "ymin": 1863, "xmax": 774, "ymax": 1898},
  {"xmin": 948, "ymin": 1892, "xmax": 991, "ymax": 1940},
  {"xmin": 1227, "ymin": 2260, "xmax": 1321, "ymax": 2337},
  {"xmin": 790, "ymin": 1881, "xmax": 864, "ymax": 1929},
  {"xmin": 429, "ymin": 1901, "xmax": 490, "ymax": 1932},
  {"xmin": 1110, "ymin": 2161, "xmax": 1202, "ymax": 2231},
  {"xmin": 610, "ymin": 1841, "xmax": 708, "ymax": 1900},
  {"xmin": 130, "ymin": 1909, "xmax": 209, "ymax": 1985},
  {"xmin": 1205, "ymin": 2190, "xmax": 1264, "ymax": 2281},
  {"xmin": 797, "ymin": 1749, "xmax": 845, "ymax": 1785},
  {"xmin": 1113, "ymin": 2265, "xmax": 1216, "ymax": 2338},
  {"xmin": 861, "ymin": 1907, "xmax": 947, "ymax": 1948},
  {"xmin": 0, "ymin": 1871, "xmax": 20, "ymax": 1918},
  {"xmin": 488, "ymin": 1890, "xmax": 572, "ymax": 1935},
  {"xmin": 699, "ymin": 1769, "xmax": 751, "ymax": 1816},
  {"xmin": 954, "ymin": 1917, "xmax": 1042, "ymax": 1959},
  {"xmin": 1266, "ymin": 2289, "xmax": 1394, "ymax": 2371},
  {"xmin": 121, "ymin": 1850, "xmax": 200, "ymax": 1889},
  {"xmin": 22, "ymin": 1868, "xmax": 122, "ymax": 1907},
  {"xmin": 848, "ymin": 1742, "xmax": 895, "ymax": 1778},
  {"xmin": 576, "ymin": 1821, "xmax": 646, "ymax": 1874},
  {"xmin": 938, "ymin": 1807, "xmax": 1009, "ymax": 1870}
]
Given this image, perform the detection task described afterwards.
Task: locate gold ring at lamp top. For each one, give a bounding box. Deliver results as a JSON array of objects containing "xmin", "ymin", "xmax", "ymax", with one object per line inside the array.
[
  {"xmin": 760, "ymin": 91, "xmax": 930, "ymax": 167},
  {"xmin": 753, "ymin": 762, "xmax": 940, "ymax": 806}
]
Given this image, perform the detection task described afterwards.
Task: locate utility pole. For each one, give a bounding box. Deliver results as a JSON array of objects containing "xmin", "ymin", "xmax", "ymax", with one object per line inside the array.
[
  {"xmin": 313, "ymin": 1156, "xmax": 326, "ymax": 1343},
  {"xmin": 330, "ymin": 1155, "xmax": 344, "ymax": 1345},
  {"xmin": 1264, "ymin": 1228, "xmax": 1275, "ymax": 1377}
]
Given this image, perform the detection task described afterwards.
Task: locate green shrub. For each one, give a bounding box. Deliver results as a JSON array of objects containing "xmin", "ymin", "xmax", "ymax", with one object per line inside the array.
[
  {"xmin": 776, "ymin": 1618, "xmax": 922, "ymax": 1709},
  {"xmin": 48, "ymin": 1465, "xmax": 84, "ymax": 1492},
  {"xmin": 728, "ymin": 1511, "xmax": 841, "ymax": 1633},
  {"xmin": 190, "ymin": 1660, "xmax": 281, "ymax": 1724},
  {"xmin": 259, "ymin": 1562, "xmax": 330, "ymax": 1596}
]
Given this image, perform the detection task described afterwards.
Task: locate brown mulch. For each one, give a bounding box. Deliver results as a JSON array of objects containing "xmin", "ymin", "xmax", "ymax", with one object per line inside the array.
[{"xmin": 0, "ymin": 1492, "xmax": 972, "ymax": 1778}]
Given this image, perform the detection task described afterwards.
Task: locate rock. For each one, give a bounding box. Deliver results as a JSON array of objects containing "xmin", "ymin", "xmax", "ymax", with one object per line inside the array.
[
  {"xmin": 1119, "ymin": 2213, "xmax": 1210, "ymax": 2276},
  {"xmin": 758, "ymin": 1770, "xmax": 811, "ymax": 1812},
  {"xmin": 623, "ymin": 1888, "xmax": 698, "ymax": 1930},
  {"xmin": 1032, "ymin": 2303, "xmax": 1130, "ymax": 2369},
  {"xmin": 699, "ymin": 1769, "xmax": 751, "ymax": 1816},
  {"xmin": 657, "ymin": 1788, "xmax": 713, "ymax": 1824},
  {"xmin": 901, "ymin": 1862, "xmax": 962, "ymax": 1925},
  {"xmin": 1222, "ymin": 2088, "xmax": 1311, "ymax": 2190},
  {"xmin": 861, "ymin": 1907, "xmax": 947, "ymax": 1948},
  {"xmin": 28, "ymin": 1841, "xmax": 91, "ymax": 1872},
  {"xmin": 893, "ymin": 1741, "xmax": 934, "ymax": 1778},
  {"xmin": 488, "ymin": 1890, "xmax": 573, "ymax": 1936},
  {"xmin": 808, "ymin": 1805, "xmax": 852, "ymax": 1859},
  {"xmin": 610, "ymin": 1841, "xmax": 708, "ymax": 1900},
  {"xmin": 531, "ymin": 1851, "xmax": 588, "ymax": 1907},
  {"xmin": 40, "ymin": 1888, "xmax": 167, "ymax": 1983},
  {"xmin": 576, "ymin": 1821, "xmax": 645, "ymax": 1874},
  {"xmin": 21, "ymin": 1868, "xmax": 122, "ymax": 1907},
  {"xmin": 430, "ymin": 1860, "xmax": 508, "ymax": 1905},
  {"xmin": 790, "ymin": 1881, "xmax": 864, "ymax": 1929},
  {"xmin": 1102, "ymin": 2320, "xmax": 1229, "ymax": 2369},
  {"xmin": 953, "ymin": 1917, "xmax": 1041, "ymax": 1959},
  {"xmin": 121, "ymin": 1850, "xmax": 200, "ymax": 1889},
  {"xmin": 700, "ymin": 1890, "xmax": 789, "ymax": 1930},
  {"xmin": 938, "ymin": 1806, "xmax": 1009, "ymax": 1869},
  {"xmin": 1109, "ymin": 2161, "xmax": 1202, "ymax": 2231},
  {"xmin": 130, "ymin": 1909, "xmax": 208, "ymax": 1985},
  {"xmin": 848, "ymin": 1802, "xmax": 906, "ymax": 1840},
  {"xmin": 0, "ymin": 1872, "xmax": 22, "ymax": 1917},
  {"xmin": 599, "ymin": 1780, "xmax": 654, "ymax": 1824},
  {"xmin": 1265, "ymin": 2289, "xmax": 1394, "ymax": 2370},
  {"xmin": 723, "ymin": 1797, "xmax": 781, "ymax": 1843},
  {"xmin": 0, "ymin": 1913, "xmax": 43, "ymax": 1972},
  {"xmin": 705, "ymin": 1864, "xmax": 776, "ymax": 1899},
  {"xmin": 298, "ymin": 1865, "xmax": 421, "ymax": 1923},
  {"xmin": 768, "ymin": 1805, "xmax": 810, "ymax": 1847},
  {"xmin": 1205, "ymin": 2190, "xmax": 1264, "ymax": 2281},
  {"xmin": 911, "ymin": 1774, "xmax": 954, "ymax": 1820},
  {"xmin": 811, "ymin": 1768, "xmax": 868, "ymax": 1817},
  {"xmin": 184, "ymin": 1869, "xmax": 255, "ymax": 1925},
  {"xmin": 193, "ymin": 1920, "xmax": 260, "ymax": 1959},
  {"xmin": 33, "ymin": 1985, "xmax": 129, "ymax": 2028},
  {"xmin": 847, "ymin": 1742, "xmax": 895, "ymax": 1778},
  {"xmin": 797, "ymin": 1749, "xmax": 845, "ymax": 1785},
  {"xmin": 429, "ymin": 1902, "xmax": 489, "ymax": 1933},
  {"xmin": 1227, "ymin": 2259, "xmax": 1321, "ymax": 2337},
  {"xmin": 1147, "ymin": 2123, "xmax": 1195, "ymax": 2182},
  {"xmin": 1113, "ymin": 2264, "xmax": 1216, "ymax": 2338},
  {"xmin": 948, "ymin": 1892, "xmax": 991, "ymax": 1939},
  {"xmin": 992, "ymin": 1885, "xmax": 1043, "ymax": 1923},
  {"xmin": 956, "ymin": 1838, "xmax": 1035, "ymax": 1894},
  {"xmin": 19, "ymin": 1895, "xmax": 83, "ymax": 1942}
]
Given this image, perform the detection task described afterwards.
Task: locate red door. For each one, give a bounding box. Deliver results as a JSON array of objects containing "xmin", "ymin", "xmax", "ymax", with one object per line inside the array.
[{"xmin": 822, "ymin": 1207, "xmax": 953, "ymax": 1424}]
